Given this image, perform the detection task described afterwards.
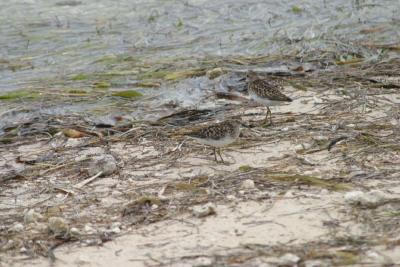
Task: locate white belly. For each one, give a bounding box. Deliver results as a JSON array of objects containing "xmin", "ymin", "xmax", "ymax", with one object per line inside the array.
[
  {"xmin": 249, "ymin": 92, "xmax": 286, "ymax": 106},
  {"xmin": 192, "ymin": 135, "xmax": 236, "ymax": 147}
]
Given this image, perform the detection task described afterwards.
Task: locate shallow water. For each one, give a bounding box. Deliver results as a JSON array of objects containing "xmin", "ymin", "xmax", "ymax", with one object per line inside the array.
[
  {"xmin": 1, "ymin": 0, "xmax": 399, "ymax": 90},
  {"xmin": 0, "ymin": 0, "xmax": 399, "ymax": 130}
]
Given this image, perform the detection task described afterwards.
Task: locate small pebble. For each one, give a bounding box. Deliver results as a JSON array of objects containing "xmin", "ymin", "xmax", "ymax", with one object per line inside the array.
[
  {"xmin": 11, "ymin": 223, "xmax": 24, "ymax": 233},
  {"xmin": 69, "ymin": 227, "xmax": 81, "ymax": 236},
  {"xmin": 24, "ymin": 209, "xmax": 42, "ymax": 224},
  {"xmin": 294, "ymin": 143, "xmax": 312, "ymax": 151},
  {"xmin": 279, "ymin": 253, "xmax": 300, "ymax": 265},
  {"xmin": 109, "ymin": 222, "xmax": 122, "ymax": 234},
  {"xmin": 48, "ymin": 217, "xmax": 69, "ymax": 235},
  {"xmin": 191, "ymin": 203, "xmax": 216, "ymax": 218},
  {"xmin": 314, "ymin": 135, "xmax": 328, "ymax": 141},
  {"xmin": 110, "ymin": 227, "xmax": 121, "ymax": 234},
  {"xmin": 192, "ymin": 256, "xmax": 213, "ymax": 267},
  {"xmin": 88, "ymin": 154, "xmax": 117, "ymax": 176},
  {"xmin": 84, "ymin": 224, "xmax": 96, "ymax": 234},
  {"xmin": 226, "ymin": 195, "xmax": 236, "ymax": 201},
  {"xmin": 241, "ymin": 179, "xmax": 256, "ymax": 189},
  {"xmin": 111, "ymin": 222, "xmax": 121, "ymax": 228}
]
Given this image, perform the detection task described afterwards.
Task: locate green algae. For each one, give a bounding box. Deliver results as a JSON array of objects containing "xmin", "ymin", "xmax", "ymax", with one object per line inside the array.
[
  {"xmin": 0, "ymin": 91, "xmax": 38, "ymax": 100},
  {"xmin": 164, "ymin": 69, "xmax": 206, "ymax": 80},
  {"xmin": 139, "ymin": 70, "xmax": 170, "ymax": 80},
  {"xmin": 72, "ymin": 73, "xmax": 89, "ymax": 81},
  {"xmin": 112, "ymin": 90, "xmax": 143, "ymax": 98},
  {"xmin": 93, "ymin": 81, "xmax": 111, "ymax": 89},
  {"xmin": 238, "ymin": 165, "xmax": 253, "ymax": 172},
  {"xmin": 67, "ymin": 89, "xmax": 88, "ymax": 95},
  {"xmin": 291, "ymin": 5, "xmax": 303, "ymax": 14}
]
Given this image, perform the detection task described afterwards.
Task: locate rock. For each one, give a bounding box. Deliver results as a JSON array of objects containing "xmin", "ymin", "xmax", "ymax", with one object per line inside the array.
[
  {"xmin": 192, "ymin": 256, "xmax": 213, "ymax": 267},
  {"xmin": 84, "ymin": 224, "xmax": 96, "ymax": 234},
  {"xmin": 294, "ymin": 143, "xmax": 313, "ymax": 151},
  {"xmin": 314, "ymin": 135, "xmax": 328, "ymax": 141},
  {"xmin": 109, "ymin": 222, "xmax": 121, "ymax": 234},
  {"xmin": 241, "ymin": 179, "xmax": 256, "ymax": 189},
  {"xmin": 226, "ymin": 195, "xmax": 236, "ymax": 201},
  {"xmin": 246, "ymin": 257, "xmax": 273, "ymax": 267},
  {"xmin": 191, "ymin": 203, "xmax": 216, "ymax": 218},
  {"xmin": 206, "ymin": 68, "xmax": 224, "ymax": 80},
  {"xmin": 24, "ymin": 209, "xmax": 43, "ymax": 224},
  {"xmin": 48, "ymin": 217, "xmax": 69, "ymax": 236},
  {"xmin": 279, "ymin": 253, "xmax": 300, "ymax": 265},
  {"xmin": 87, "ymin": 115, "xmax": 117, "ymax": 127},
  {"xmin": 305, "ymin": 259, "xmax": 330, "ymax": 267},
  {"xmin": 65, "ymin": 138, "xmax": 84, "ymax": 148},
  {"xmin": 313, "ymin": 96, "xmax": 323, "ymax": 104},
  {"xmin": 88, "ymin": 154, "xmax": 117, "ymax": 176},
  {"xmin": 364, "ymin": 250, "xmax": 392, "ymax": 265},
  {"xmin": 11, "ymin": 223, "xmax": 24, "ymax": 233},
  {"xmin": 70, "ymin": 227, "xmax": 81, "ymax": 236},
  {"xmin": 111, "ymin": 222, "xmax": 121, "ymax": 228},
  {"xmin": 344, "ymin": 190, "xmax": 388, "ymax": 208},
  {"xmin": 114, "ymin": 226, "xmax": 121, "ymax": 233},
  {"xmin": 110, "ymin": 226, "xmax": 121, "ymax": 234}
]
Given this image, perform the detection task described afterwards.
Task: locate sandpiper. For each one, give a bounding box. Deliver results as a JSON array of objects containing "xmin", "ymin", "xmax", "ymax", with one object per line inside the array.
[
  {"xmin": 187, "ymin": 118, "xmax": 241, "ymax": 163},
  {"xmin": 247, "ymin": 71, "xmax": 292, "ymax": 125}
]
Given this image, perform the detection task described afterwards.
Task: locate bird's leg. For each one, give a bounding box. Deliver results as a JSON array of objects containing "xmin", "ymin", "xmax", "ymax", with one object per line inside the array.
[
  {"xmin": 213, "ymin": 147, "xmax": 218, "ymax": 162},
  {"xmin": 217, "ymin": 148, "xmax": 224, "ymax": 163},
  {"xmin": 262, "ymin": 106, "xmax": 273, "ymax": 126},
  {"xmin": 265, "ymin": 107, "xmax": 272, "ymax": 125}
]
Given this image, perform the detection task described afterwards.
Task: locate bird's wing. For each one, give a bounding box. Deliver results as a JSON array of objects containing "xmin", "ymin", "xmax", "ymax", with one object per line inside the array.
[
  {"xmin": 253, "ymin": 80, "xmax": 292, "ymax": 101},
  {"xmin": 187, "ymin": 123, "xmax": 227, "ymax": 140}
]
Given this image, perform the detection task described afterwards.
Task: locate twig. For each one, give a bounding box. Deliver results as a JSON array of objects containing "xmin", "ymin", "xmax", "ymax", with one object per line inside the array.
[
  {"xmin": 328, "ymin": 136, "xmax": 348, "ymax": 151},
  {"xmin": 74, "ymin": 171, "xmax": 103, "ymax": 188}
]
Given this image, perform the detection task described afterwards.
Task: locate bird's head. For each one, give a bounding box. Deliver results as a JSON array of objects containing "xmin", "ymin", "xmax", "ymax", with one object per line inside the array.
[
  {"xmin": 246, "ymin": 70, "xmax": 259, "ymax": 81},
  {"xmin": 227, "ymin": 115, "xmax": 245, "ymax": 127}
]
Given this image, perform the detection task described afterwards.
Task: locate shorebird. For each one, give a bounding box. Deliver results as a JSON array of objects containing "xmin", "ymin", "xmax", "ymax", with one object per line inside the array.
[
  {"xmin": 186, "ymin": 118, "xmax": 241, "ymax": 163},
  {"xmin": 247, "ymin": 71, "xmax": 292, "ymax": 125}
]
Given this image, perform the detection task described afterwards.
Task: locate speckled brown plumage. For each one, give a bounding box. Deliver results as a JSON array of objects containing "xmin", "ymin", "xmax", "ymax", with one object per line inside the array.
[
  {"xmin": 248, "ymin": 79, "xmax": 292, "ymax": 102},
  {"xmin": 187, "ymin": 118, "xmax": 241, "ymax": 163},
  {"xmin": 247, "ymin": 71, "xmax": 292, "ymax": 125},
  {"xmin": 188, "ymin": 119, "xmax": 240, "ymax": 140}
]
